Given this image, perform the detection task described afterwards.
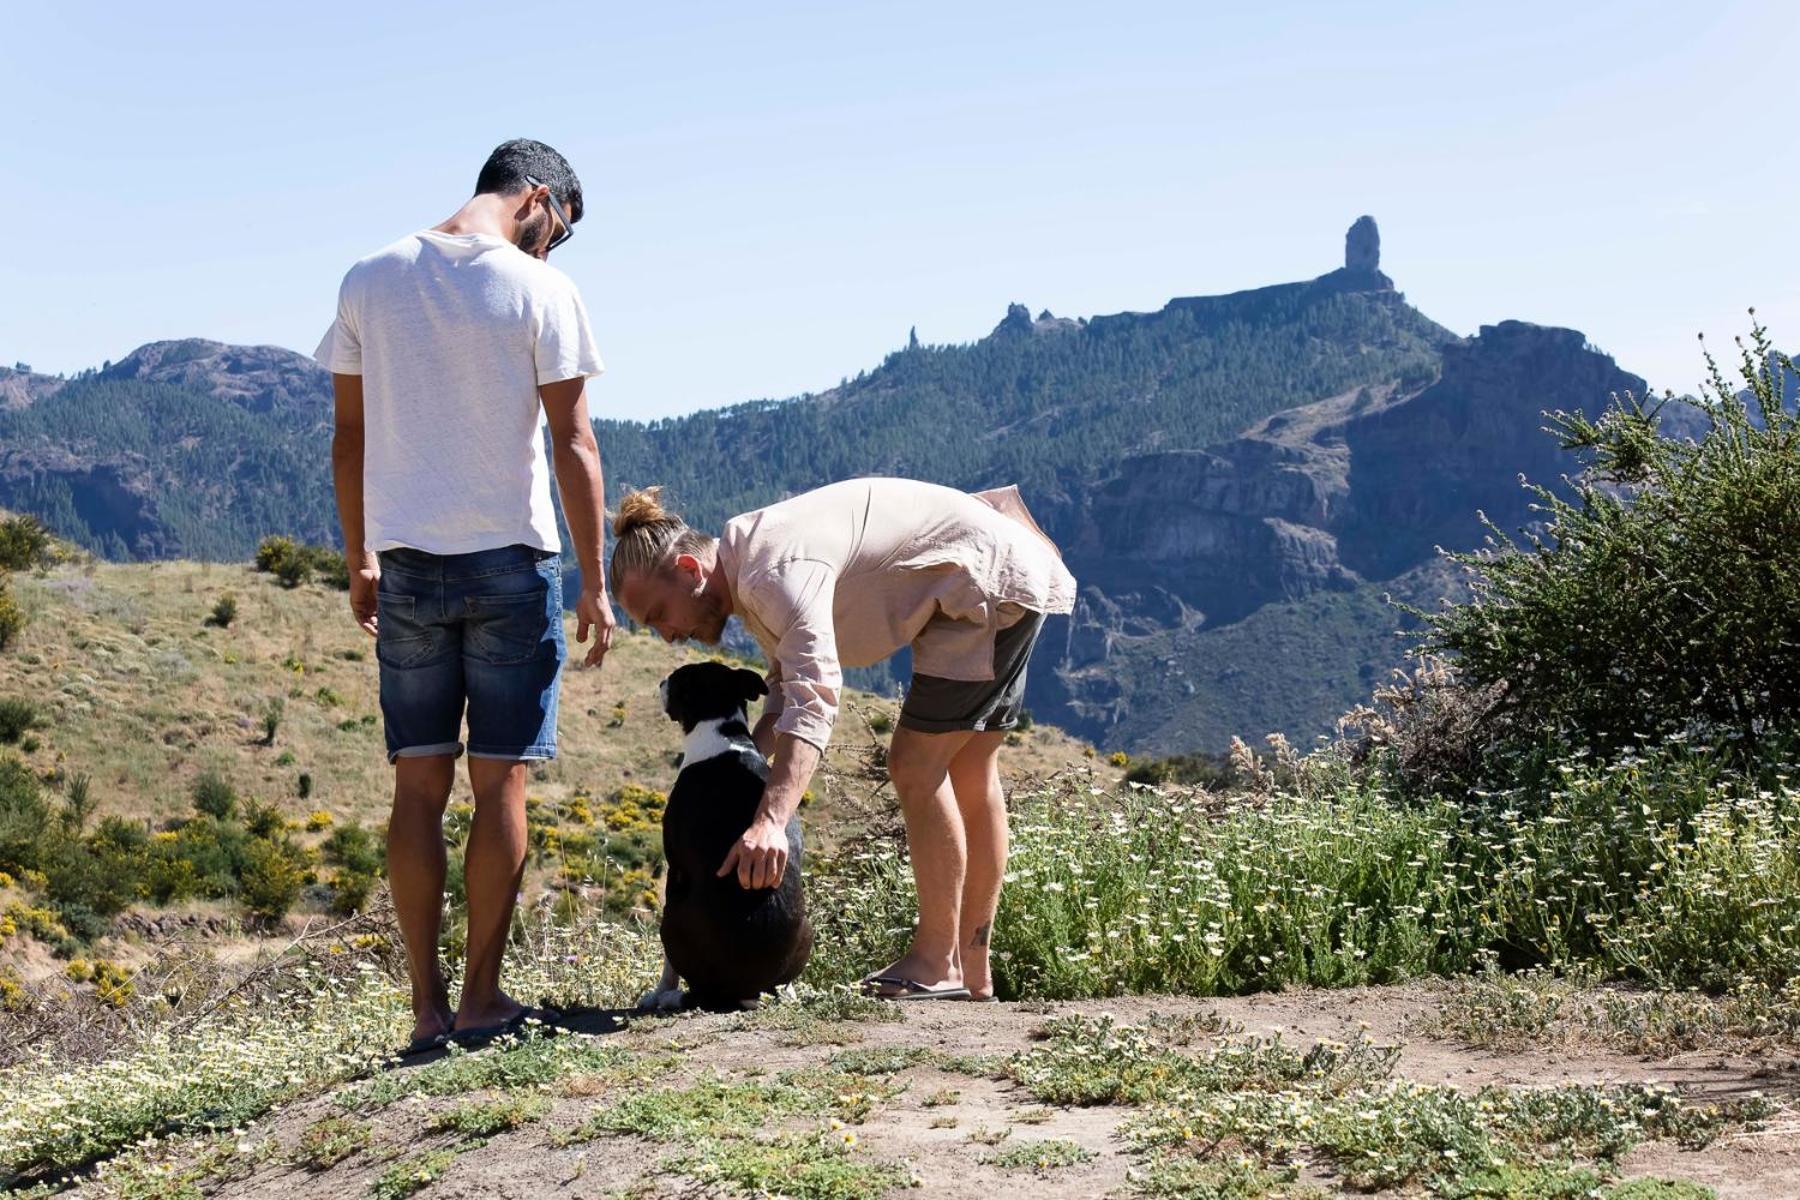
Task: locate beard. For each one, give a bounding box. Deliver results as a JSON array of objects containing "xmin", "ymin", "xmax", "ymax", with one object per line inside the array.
[
  {"xmin": 693, "ymin": 587, "xmax": 730, "ymax": 645},
  {"xmin": 513, "ymin": 210, "xmax": 553, "ymax": 255}
]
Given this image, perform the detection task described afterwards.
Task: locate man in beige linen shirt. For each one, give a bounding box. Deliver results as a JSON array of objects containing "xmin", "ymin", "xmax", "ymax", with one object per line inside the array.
[{"xmin": 611, "ymin": 477, "xmax": 1076, "ymax": 1000}]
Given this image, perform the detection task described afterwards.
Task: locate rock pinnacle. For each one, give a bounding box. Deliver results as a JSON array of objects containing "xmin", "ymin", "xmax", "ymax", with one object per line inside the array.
[{"xmin": 1346, "ymin": 216, "xmax": 1380, "ymax": 272}]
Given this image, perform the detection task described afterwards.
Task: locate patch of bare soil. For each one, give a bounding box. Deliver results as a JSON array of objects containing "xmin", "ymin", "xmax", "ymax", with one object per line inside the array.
[{"xmin": 112, "ymin": 983, "xmax": 1800, "ymax": 1199}]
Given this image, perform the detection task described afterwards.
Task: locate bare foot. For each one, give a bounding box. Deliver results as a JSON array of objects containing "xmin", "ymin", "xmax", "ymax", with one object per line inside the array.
[
  {"xmin": 863, "ymin": 950, "xmax": 962, "ymax": 997},
  {"xmin": 410, "ymin": 1006, "xmax": 453, "ymax": 1045},
  {"xmin": 409, "ymin": 975, "xmax": 454, "ymax": 1045},
  {"xmin": 453, "ymin": 989, "xmax": 527, "ymax": 1033},
  {"xmin": 962, "ymin": 952, "xmax": 994, "ymax": 1000}
]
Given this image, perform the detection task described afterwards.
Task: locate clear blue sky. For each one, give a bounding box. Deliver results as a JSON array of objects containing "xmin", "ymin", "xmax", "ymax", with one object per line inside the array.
[{"xmin": 3, "ymin": 1, "xmax": 1794, "ymax": 419}]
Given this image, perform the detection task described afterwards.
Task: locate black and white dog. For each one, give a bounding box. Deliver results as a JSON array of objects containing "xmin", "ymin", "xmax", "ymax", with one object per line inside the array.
[{"xmin": 639, "ymin": 662, "xmax": 813, "ymax": 1011}]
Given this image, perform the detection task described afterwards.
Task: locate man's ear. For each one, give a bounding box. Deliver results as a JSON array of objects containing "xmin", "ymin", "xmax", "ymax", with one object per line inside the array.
[
  {"xmin": 673, "ymin": 552, "xmax": 703, "ymax": 581},
  {"xmin": 736, "ymin": 668, "xmax": 769, "ymax": 701}
]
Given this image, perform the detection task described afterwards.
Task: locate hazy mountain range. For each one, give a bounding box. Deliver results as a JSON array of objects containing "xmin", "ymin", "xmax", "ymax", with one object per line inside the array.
[{"xmin": 0, "ymin": 218, "xmax": 1671, "ymax": 753}]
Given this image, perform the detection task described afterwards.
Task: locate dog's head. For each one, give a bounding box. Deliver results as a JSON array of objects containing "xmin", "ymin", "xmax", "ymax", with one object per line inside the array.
[{"xmin": 660, "ymin": 661, "xmax": 769, "ymax": 732}]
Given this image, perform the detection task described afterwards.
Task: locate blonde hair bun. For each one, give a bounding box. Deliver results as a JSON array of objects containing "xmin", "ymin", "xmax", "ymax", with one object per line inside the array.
[{"xmin": 612, "ymin": 487, "xmax": 672, "ymax": 538}]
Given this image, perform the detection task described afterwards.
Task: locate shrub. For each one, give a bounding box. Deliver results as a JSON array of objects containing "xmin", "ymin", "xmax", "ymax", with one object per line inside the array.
[
  {"xmin": 39, "ymin": 826, "xmax": 142, "ymax": 919},
  {"xmin": 1423, "ymin": 321, "xmax": 1800, "ymax": 775},
  {"xmin": 1603, "ymin": 791, "xmax": 1800, "ymax": 989},
  {"xmin": 0, "ymin": 515, "xmax": 53, "ymax": 571},
  {"xmin": 323, "ymin": 821, "xmax": 383, "ymax": 877},
  {"xmin": 60, "ymin": 774, "xmax": 95, "ymax": 834},
  {"xmin": 239, "ymin": 837, "xmax": 307, "ymax": 921},
  {"xmin": 50, "ymin": 901, "xmax": 109, "ymax": 945},
  {"xmin": 296, "ymin": 772, "xmax": 313, "ymax": 800},
  {"xmin": 804, "ymin": 738, "xmax": 1800, "ymax": 998},
  {"xmin": 243, "ymin": 798, "xmax": 286, "ymax": 840},
  {"xmin": 207, "ymin": 593, "xmax": 238, "ymax": 628},
  {"xmin": 261, "ymin": 696, "xmax": 285, "ymax": 746},
  {"xmin": 143, "ymin": 845, "xmax": 202, "ymax": 905},
  {"xmin": 255, "ymin": 537, "xmax": 346, "ymax": 590},
  {"xmin": 0, "ymin": 698, "xmax": 39, "ymax": 744},
  {"xmin": 328, "ymin": 869, "xmax": 378, "ymax": 916},
  {"xmin": 274, "ymin": 556, "xmax": 308, "ymax": 588},
  {"xmin": 0, "ymin": 756, "xmax": 49, "ymax": 874},
  {"xmin": 322, "ymin": 821, "xmax": 382, "ymax": 916},
  {"xmin": 191, "ymin": 769, "xmax": 237, "ymax": 820},
  {"xmin": 0, "ymin": 581, "xmax": 25, "ymax": 652},
  {"xmin": 159, "ymin": 815, "xmax": 252, "ymax": 898},
  {"xmin": 301, "ymin": 545, "xmax": 350, "ymax": 590},
  {"xmin": 254, "ymin": 534, "xmax": 299, "ymax": 576},
  {"xmin": 92, "ymin": 815, "xmax": 147, "ymax": 854}
]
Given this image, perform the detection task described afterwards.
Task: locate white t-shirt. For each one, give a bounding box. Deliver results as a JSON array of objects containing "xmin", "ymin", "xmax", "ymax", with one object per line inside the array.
[{"xmin": 314, "ymin": 230, "xmax": 604, "ymax": 556}]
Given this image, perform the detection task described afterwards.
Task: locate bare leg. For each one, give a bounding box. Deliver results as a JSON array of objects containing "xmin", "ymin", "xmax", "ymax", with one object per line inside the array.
[
  {"xmin": 455, "ymin": 756, "xmax": 531, "ymax": 1030},
  {"xmin": 871, "ymin": 726, "xmax": 976, "ymax": 991},
  {"xmin": 948, "ymin": 733, "xmax": 1008, "ymax": 1000},
  {"xmin": 388, "ymin": 754, "xmax": 456, "ymax": 1044}
]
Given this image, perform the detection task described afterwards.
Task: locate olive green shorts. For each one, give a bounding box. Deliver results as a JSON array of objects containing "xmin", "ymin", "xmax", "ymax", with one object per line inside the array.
[{"xmin": 898, "ymin": 609, "xmax": 1047, "ymax": 734}]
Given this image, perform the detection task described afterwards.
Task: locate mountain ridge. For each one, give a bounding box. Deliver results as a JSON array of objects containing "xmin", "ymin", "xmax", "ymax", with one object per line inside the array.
[{"xmin": 0, "ymin": 218, "xmax": 1658, "ymax": 752}]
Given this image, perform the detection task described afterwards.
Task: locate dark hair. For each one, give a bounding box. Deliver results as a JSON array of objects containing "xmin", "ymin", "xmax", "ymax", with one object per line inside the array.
[{"xmin": 474, "ymin": 138, "xmax": 584, "ymax": 224}]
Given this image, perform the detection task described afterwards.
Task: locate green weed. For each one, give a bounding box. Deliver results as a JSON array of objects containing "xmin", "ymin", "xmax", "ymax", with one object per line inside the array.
[
  {"xmin": 985, "ymin": 1137, "xmax": 1093, "ymax": 1171},
  {"xmin": 426, "ymin": 1094, "xmax": 551, "ymax": 1136},
  {"xmin": 293, "ymin": 1114, "xmax": 371, "ymax": 1171},
  {"xmin": 346, "ymin": 1032, "xmax": 629, "ymax": 1109},
  {"xmin": 368, "ymin": 1147, "xmax": 461, "ymax": 1199},
  {"xmin": 670, "ymin": 1131, "xmax": 907, "ymax": 1200}
]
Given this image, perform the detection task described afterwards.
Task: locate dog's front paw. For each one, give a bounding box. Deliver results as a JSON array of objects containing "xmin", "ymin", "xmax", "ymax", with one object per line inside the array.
[{"xmin": 638, "ymin": 986, "xmax": 686, "ymax": 1013}]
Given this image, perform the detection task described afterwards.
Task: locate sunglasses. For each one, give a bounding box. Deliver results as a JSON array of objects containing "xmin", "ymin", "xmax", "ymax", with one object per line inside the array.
[{"xmin": 523, "ymin": 174, "xmax": 574, "ymax": 254}]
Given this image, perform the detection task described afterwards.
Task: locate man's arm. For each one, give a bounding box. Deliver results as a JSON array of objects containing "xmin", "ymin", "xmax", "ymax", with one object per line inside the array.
[
  {"xmin": 330, "ymin": 373, "xmax": 379, "ymax": 636},
  {"xmin": 718, "ymin": 561, "xmax": 842, "ymax": 890},
  {"xmin": 719, "ymin": 732, "xmax": 822, "ymax": 890},
  {"xmin": 540, "ymin": 376, "xmax": 615, "ymax": 669}
]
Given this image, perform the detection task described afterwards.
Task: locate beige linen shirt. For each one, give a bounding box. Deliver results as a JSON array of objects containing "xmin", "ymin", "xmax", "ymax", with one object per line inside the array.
[{"xmin": 716, "ymin": 477, "xmax": 1078, "ymax": 751}]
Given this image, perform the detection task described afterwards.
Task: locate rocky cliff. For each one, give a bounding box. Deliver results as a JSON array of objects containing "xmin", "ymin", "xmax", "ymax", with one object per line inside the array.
[
  {"xmin": 100, "ymin": 339, "xmax": 333, "ymax": 417},
  {"xmin": 1049, "ymin": 318, "xmax": 1648, "ymax": 743}
]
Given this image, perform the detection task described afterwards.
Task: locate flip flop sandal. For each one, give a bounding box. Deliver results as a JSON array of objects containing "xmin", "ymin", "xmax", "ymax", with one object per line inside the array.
[
  {"xmin": 860, "ymin": 974, "xmax": 972, "ymax": 1001},
  {"xmin": 449, "ymin": 1005, "xmax": 566, "ymax": 1049},
  {"xmin": 395, "ymin": 1030, "xmax": 450, "ymax": 1059}
]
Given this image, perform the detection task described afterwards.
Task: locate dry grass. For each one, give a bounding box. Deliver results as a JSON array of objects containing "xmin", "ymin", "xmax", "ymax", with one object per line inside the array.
[{"xmin": 2, "ymin": 558, "xmax": 1107, "ymax": 835}]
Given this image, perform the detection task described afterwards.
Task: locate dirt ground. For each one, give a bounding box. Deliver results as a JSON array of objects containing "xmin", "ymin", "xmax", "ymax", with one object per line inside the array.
[{"xmin": 145, "ymin": 982, "xmax": 1800, "ymax": 1200}]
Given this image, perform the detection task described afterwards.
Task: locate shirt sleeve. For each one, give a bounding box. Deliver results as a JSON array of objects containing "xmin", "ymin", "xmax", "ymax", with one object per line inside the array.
[
  {"xmin": 742, "ymin": 559, "xmax": 840, "ymax": 752},
  {"xmin": 314, "ymin": 277, "xmax": 362, "ymax": 375},
  {"xmin": 760, "ymin": 658, "xmax": 787, "ymax": 728},
  {"xmin": 531, "ymin": 274, "xmax": 605, "ymax": 387}
]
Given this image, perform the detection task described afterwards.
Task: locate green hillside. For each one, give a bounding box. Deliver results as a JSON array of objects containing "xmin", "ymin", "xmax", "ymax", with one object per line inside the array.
[
  {"xmin": 0, "ymin": 374, "xmax": 336, "ymax": 560},
  {"xmin": 1083, "ymin": 560, "xmax": 1466, "ymax": 755},
  {"xmin": 597, "ymin": 279, "xmax": 1452, "ymax": 536}
]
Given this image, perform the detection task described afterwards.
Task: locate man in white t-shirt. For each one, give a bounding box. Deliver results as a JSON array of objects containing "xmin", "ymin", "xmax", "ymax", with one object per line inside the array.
[{"xmin": 318, "ymin": 138, "xmax": 613, "ymax": 1054}]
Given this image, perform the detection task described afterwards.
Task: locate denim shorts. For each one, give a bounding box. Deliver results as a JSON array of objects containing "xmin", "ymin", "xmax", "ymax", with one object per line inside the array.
[{"xmin": 374, "ymin": 543, "xmax": 565, "ymax": 764}]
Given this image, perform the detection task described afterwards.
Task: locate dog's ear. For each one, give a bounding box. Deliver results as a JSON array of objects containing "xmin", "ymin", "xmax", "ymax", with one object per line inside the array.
[{"xmin": 736, "ymin": 668, "xmax": 769, "ymax": 702}]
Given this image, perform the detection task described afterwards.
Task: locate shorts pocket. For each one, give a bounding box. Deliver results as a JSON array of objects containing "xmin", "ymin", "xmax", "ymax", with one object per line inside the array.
[
  {"xmin": 464, "ymin": 589, "xmax": 557, "ymax": 666},
  {"xmin": 375, "ymin": 593, "xmax": 435, "ymax": 669}
]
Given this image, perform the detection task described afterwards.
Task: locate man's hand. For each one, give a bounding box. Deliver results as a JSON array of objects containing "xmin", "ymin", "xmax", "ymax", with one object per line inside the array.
[
  {"xmin": 573, "ymin": 584, "xmax": 616, "ymax": 668},
  {"xmin": 718, "ymin": 816, "xmax": 789, "ymax": 890},
  {"xmin": 349, "ymin": 553, "xmax": 380, "ymax": 637}
]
